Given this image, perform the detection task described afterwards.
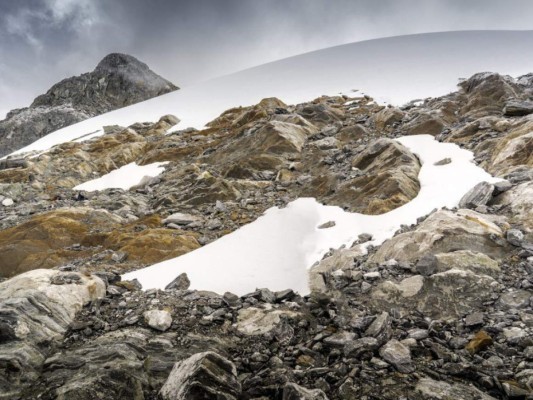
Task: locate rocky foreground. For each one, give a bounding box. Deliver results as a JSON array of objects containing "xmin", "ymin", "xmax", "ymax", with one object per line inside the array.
[
  {"xmin": 0, "ymin": 72, "xmax": 532, "ymax": 399},
  {"xmin": 0, "ymin": 53, "xmax": 178, "ymax": 157}
]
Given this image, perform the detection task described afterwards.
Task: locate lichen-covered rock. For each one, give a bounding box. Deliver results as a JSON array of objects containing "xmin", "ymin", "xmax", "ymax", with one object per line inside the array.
[
  {"xmin": 371, "ymin": 209, "xmax": 509, "ymax": 263},
  {"xmin": 0, "ymin": 269, "xmax": 105, "ymax": 398},
  {"xmin": 372, "ymin": 269, "xmax": 500, "ymax": 318},
  {"xmin": 0, "ymin": 208, "xmax": 122, "ymax": 278},
  {"xmin": 434, "ymin": 250, "xmax": 500, "ymax": 277},
  {"xmin": 160, "ymin": 351, "xmax": 241, "ymax": 400}
]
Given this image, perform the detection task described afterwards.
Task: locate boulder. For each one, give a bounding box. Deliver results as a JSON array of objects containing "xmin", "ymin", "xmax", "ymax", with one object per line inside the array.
[
  {"xmin": 160, "ymin": 351, "xmax": 241, "ymax": 400},
  {"xmin": 503, "ymin": 99, "xmax": 533, "ymax": 116},
  {"xmin": 326, "ymin": 138, "xmax": 420, "ymax": 214},
  {"xmin": 434, "ymin": 250, "xmax": 500, "ymax": 277},
  {"xmin": 488, "ymin": 127, "xmax": 533, "ymax": 176},
  {"xmin": 458, "ymin": 181, "xmax": 494, "ymax": 209},
  {"xmin": 372, "ymin": 269, "xmax": 500, "ymax": 318},
  {"xmin": 403, "ymin": 111, "xmax": 445, "ymax": 136},
  {"xmin": 165, "ymin": 273, "xmax": 191, "ymax": 290},
  {"xmin": 459, "ymin": 72, "xmax": 521, "ymax": 118},
  {"xmin": 493, "ymin": 181, "xmax": 533, "ymax": 230},
  {"xmin": 372, "ymin": 107, "xmax": 405, "ymax": 130},
  {"xmin": 0, "ymin": 269, "xmax": 105, "ymax": 397},
  {"xmin": 371, "ymin": 209, "xmax": 509, "ymax": 263}
]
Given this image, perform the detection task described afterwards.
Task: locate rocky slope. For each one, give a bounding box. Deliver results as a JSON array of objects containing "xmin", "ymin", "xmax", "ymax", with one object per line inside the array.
[
  {"xmin": 0, "ymin": 72, "xmax": 531, "ymax": 399},
  {"xmin": 0, "ymin": 53, "xmax": 178, "ymax": 157}
]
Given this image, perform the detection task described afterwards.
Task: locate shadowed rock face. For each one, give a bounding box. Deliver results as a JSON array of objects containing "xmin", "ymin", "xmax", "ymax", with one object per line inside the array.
[{"xmin": 0, "ymin": 53, "xmax": 178, "ymax": 157}]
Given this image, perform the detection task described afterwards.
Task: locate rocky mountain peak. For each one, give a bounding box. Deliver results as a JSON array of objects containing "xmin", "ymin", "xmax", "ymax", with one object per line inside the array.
[
  {"xmin": 0, "ymin": 53, "xmax": 178, "ymax": 157},
  {"xmin": 94, "ymin": 52, "xmax": 149, "ymax": 72}
]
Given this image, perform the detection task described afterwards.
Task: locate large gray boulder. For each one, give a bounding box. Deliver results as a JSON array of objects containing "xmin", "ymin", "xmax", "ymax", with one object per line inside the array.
[
  {"xmin": 458, "ymin": 181, "xmax": 494, "ymax": 209},
  {"xmin": 160, "ymin": 351, "xmax": 241, "ymax": 400},
  {"xmin": 0, "ymin": 269, "xmax": 105, "ymax": 398},
  {"xmin": 371, "ymin": 209, "xmax": 509, "ymax": 263}
]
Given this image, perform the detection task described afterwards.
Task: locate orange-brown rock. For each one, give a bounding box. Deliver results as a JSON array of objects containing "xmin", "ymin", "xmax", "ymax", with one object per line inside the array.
[{"xmin": 465, "ymin": 330, "xmax": 493, "ymax": 355}]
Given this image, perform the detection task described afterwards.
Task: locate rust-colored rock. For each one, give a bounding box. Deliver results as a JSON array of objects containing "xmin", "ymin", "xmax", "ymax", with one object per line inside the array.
[{"xmin": 465, "ymin": 330, "xmax": 493, "ymax": 354}]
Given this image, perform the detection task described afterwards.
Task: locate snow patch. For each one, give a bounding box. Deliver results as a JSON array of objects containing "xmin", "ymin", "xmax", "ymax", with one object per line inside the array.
[
  {"xmin": 73, "ymin": 162, "xmax": 168, "ymax": 191},
  {"xmin": 122, "ymin": 135, "xmax": 501, "ymax": 295}
]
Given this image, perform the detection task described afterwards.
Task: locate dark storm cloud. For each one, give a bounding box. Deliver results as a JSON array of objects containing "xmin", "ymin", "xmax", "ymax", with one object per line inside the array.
[{"xmin": 1, "ymin": 0, "xmax": 533, "ymax": 116}]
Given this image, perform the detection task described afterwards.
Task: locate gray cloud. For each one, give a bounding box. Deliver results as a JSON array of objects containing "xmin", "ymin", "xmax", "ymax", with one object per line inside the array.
[{"xmin": 1, "ymin": 0, "xmax": 533, "ymax": 117}]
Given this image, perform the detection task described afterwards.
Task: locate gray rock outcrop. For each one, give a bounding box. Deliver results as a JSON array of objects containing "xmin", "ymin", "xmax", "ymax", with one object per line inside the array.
[{"xmin": 0, "ymin": 53, "xmax": 178, "ymax": 157}]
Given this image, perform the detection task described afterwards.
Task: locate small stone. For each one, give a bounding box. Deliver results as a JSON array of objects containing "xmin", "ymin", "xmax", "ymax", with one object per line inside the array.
[
  {"xmin": 223, "ymin": 292, "xmax": 240, "ymax": 307},
  {"xmin": 323, "ymin": 331, "xmax": 356, "ymax": 348},
  {"xmin": 363, "ymin": 271, "xmax": 381, "ymax": 281},
  {"xmin": 111, "ymin": 251, "xmax": 128, "ymax": 263},
  {"xmin": 296, "ymin": 355, "xmax": 315, "ymax": 367},
  {"xmin": 160, "ymin": 352, "xmax": 240, "ymax": 400},
  {"xmin": 163, "ymin": 212, "xmax": 201, "ymax": 226},
  {"xmin": 361, "ymin": 282, "xmax": 372, "ymax": 293},
  {"xmin": 1, "ymin": 198, "xmax": 14, "ymax": 206},
  {"xmin": 282, "ymin": 382, "xmax": 328, "ymax": 400},
  {"xmin": 434, "ymin": 157, "xmax": 452, "ymax": 166},
  {"xmin": 465, "ymin": 312, "xmax": 484, "ymax": 327},
  {"xmin": 465, "ymin": 330, "xmax": 493, "ymax": 355},
  {"xmin": 498, "ymin": 289, "xmax": 532, "ymax": 309},
  {"xmin": 357, "ymin": 233, "xmax": 372, "ymax": 244},
  {"xmin": 165, "ymin": 273, "xmax": 190, "ymax": 291},
  {"xmin": 482, "ymin": 355, "xmax": 504, "ymax": 368},
  {"xmin": 143, "ymin": 309, "xmax": 172, "ymax": 332},
  {"xmin": 507, "ymin": 229, "xmax": 524, "ymax": 246},
  {"xmin": 379, "ymin": 339, "xmax": 414, "ymax": 373},
  {"xmin": 493, "ymin": 180, "xmax": 512, "ymax": 193},
  {"xmin": 524, "ymin": 346, "xmax": 533, "ymax": 360},
  {"xmin": 318, "ymin": 221, "xmax": 336, "ymax": 229},
  {"xmin": 408, "ymin": 329, "xmax": 429, "ymax": 340},
  {"xmin": 415, "ymin": 254, "xmax": 438, "ymax": 276},
  {"xmin": 502, "ymin": 327, "xmax": 527, "ymax": 344},
  {"xmin": 364, "ymin": 312, "xmax": 391, "ymax": 345}
]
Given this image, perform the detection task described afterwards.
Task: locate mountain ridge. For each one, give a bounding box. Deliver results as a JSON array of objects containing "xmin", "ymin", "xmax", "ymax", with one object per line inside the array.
[{"xmin": 0, "ymin": 53, "xmax": 178, "ymax": 157}]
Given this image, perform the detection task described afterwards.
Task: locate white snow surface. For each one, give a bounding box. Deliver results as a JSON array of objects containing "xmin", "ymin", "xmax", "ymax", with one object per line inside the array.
[
  {"xmin": 73, "ymin": 162, "xmax": 168, "ymax": 191},
  {"xmin": 122, "ymin": 135, "xmax": 501, "ymax": 295},
  {"xmin": 8, "ymin": 30, "xmax": 533, "ymax": 157}
]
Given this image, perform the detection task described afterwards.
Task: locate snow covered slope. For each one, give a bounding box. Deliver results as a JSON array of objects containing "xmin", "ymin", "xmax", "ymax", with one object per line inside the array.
[
  {"xmin": 8, "ymin": 30, "xmax": 533, "ymax": 157},
  {"xmin": 123, "ymin": 135, "xmax": 501, "ymax": 295}
]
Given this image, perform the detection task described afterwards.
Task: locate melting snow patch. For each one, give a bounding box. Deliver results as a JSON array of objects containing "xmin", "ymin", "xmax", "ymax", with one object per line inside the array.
[
  {"xmin": 73, "ymin": 162, "xmax": 168, "ymax": 191},
  {"xmin": 122, "ymin": 135, "xmax": 501, "ymax": 295}
]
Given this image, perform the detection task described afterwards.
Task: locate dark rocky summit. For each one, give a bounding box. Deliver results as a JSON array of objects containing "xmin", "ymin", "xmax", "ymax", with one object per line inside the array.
[
  {"xmin": 0, "ymin": 71, "xmax": 532, "ymax": 399},
  {"xmin": 0, "ymin": 53, "xmax": 178, "ymax": 157}
]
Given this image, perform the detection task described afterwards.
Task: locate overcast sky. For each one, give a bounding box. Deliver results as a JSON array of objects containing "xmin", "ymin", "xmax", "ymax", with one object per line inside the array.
[{"xmin": 1, "ymin": 0, "xmax": 533, "ymax": 117}]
